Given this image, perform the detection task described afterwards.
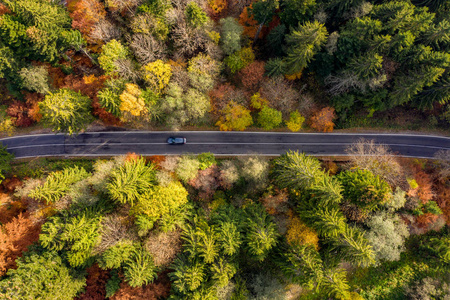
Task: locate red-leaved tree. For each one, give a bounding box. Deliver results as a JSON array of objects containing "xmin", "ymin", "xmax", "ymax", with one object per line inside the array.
[
  {"xmin": 308, "ymin": 106, "xmax": 336, "ymax": 132},
  {"xmin": 239, "ymin": 61, "xmax": 265, "ymax": 92}
]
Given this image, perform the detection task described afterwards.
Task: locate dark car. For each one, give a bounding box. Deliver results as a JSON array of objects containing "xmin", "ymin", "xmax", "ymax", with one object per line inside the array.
[{"xmin": 167, "ymin": 137, "xmax": 187, "ymax": 144}]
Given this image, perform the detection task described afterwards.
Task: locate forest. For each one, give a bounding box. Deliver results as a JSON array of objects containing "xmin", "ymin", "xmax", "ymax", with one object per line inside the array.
[
  {"xmin": 0, "ymin": 140, "xmax": 449, "ymax": 299},
  {"xmin": 0, "ymin": 0, "xmax": 450, "ymax": 135}
]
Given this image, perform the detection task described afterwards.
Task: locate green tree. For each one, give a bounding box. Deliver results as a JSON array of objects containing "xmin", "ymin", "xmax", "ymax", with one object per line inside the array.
[
  {"xmin": 257, "ymin": 105, "xmax": 282, "ymax": 130},
  {"xmin": 39, "ymin": 211, "xmax": 103, "ymax": 267},
  {"xmin": 0, "ymin": 251, "xmax": 86, "ymax": 300},
  {"xmin": 250, "ymin": 0, "xmax": 279, "ymax": 42},
  {"xmin": 170, "ymin": 257, "xmax": 206, "ymax": 294},
  {"xmin": 347, "ymin": 53, "xmax": 383, "ymax": 80},
  {"xmin": 19, "ymin": 65, "xmax": 50, "ymax": 94},
  {"xmin": 219, "ymin": 17, "xmax": 244, "ymax": 55},
  {"xmin": 29, "ymin": 166, "xmax": 90, "ymax": 203},
  {"xmin": 271, "ymin": 151, "xmax": 323, "ymax": 190},
  {"xmin": 0, "ymin": 0, "xmax": 84, "ymax": 63},
  {"xmin": 99, "ymin": 240, "xmax": 137, "ymax": 269},
  {"xmin": 39, "ymin": 88, "xmax": 93, "ymax": 135},
  {"xmin": 285, "ymin": 21, "xmax": 328, "ymax": 75},
  {"xmin": 0, "ymin": 144, "xmax": 14, "ymax": 185},
  {"xmin": 124, "ymin": 248, "xmax": 158, "ymax": 287},
  {"xmin": 210, "ymin": 258, "xmax": 237, "ymax": 287},
  {"xmin": 98, "ymin": 79, "xmax": 127, "ymax": 117},
  {"xmin": 185, "ymin": 2, "xmax": 209, "ymax": 28},
  {"xmin": 337, "ymin": 169, "xmax": 391, "ymax": 212},
  {"xmin": 107, "ymin": 157, "xmax": 156, "ymax": 206},
  {"xmin": 215, "ymin": 221, "xmax": 242, "ymax": 256},
  {"xmin": 244, "ymin": 204, "xmax": 278, "ymax": 261},
  {"xmin": 280, "ymin": 0, "xmax": 316, "ymax": 27},
  {"xmin": 364, "ymin": 212, "xmax": 409, "ymax": 264},
  {"xmin": 98, "ymin": 40, "xmax": 129, "ymax": 75}
]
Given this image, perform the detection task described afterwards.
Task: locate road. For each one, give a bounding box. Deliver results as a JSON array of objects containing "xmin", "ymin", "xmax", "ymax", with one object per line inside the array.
[{"xmin": 0, "ymin": 131, "xmax": 449, "ymax": 159}]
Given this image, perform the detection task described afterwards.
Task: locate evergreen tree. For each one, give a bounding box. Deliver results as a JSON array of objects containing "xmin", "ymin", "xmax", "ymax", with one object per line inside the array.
[
  {"xmin": 170, "ymin": 257, "xmax": 206, "ymax": 294},
  {"xmin": 210, "ymin": 258, "xmax": 237, "ymax": 287},
  {"xmin": 39, "ymin": 210, "xmax": 103, "ymax": 268},
  {"xmin": 285, "ymin": 21, "xmax": 328, "ymax": 74},
  {"xmin": 0, "ymin": 251, "xmax": 86, "ymax": 300},
  {"xmin": 99, "ymin": 240, "xmax": 137, "ymax": 269},
  {"xmin": 0, "ymin": 144, "xmax": 13, "ymax": 185},
  {"xmin": 39, "ymin": 88, "xmax": 93, "ymax": 135},
  {"xmin": 107, "ymin": 157, "xmax": 156, "ymax": 206},
  {"xmin": 124, "ymin": 248, "xmax": 158, "ymax": 287},
  {"xmin": 244, "ymin": 204, "xmax": 278, "ymax": 261},
  {"xmin": 29, "ymin": 166, "xmax": 90, "ymax": 203}
]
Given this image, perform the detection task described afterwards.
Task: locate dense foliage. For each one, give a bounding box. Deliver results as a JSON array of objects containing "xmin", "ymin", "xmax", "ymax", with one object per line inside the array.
[
  {"xmin": 0, "ymin": 146, "xmax": 448, "ymax": 299},
  {"xmin": 1, "ymin": 0, "xmax": 448, "ymax": 135}
]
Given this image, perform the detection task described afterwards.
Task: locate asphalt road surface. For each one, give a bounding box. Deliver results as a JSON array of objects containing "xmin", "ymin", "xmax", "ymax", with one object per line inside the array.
[{"xmin": 1, "ymin": 131, "xmax": 449, "ymax": 159}]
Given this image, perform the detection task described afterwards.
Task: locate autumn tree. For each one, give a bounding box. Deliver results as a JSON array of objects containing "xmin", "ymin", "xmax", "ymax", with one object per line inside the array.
[
  {"xmin": 39, "ymin": 88, "xmax": 93, "ymax": 135},
  {"xmin": 286, "ymin": 110, "xmax": 305, "ymax": 132},
  {"xmin": 142, "ymin": 60, "xmax": 172, "ymax": 94},
  {"xmin": 98, "ymin": 40, "xmax": 129, "ymax": 75},
  {"xmin": 308, "ymin": 106, "xmax": 336, "ymax": 132},
  {"xmin": 185, "ymin": 2, "xmax": 209, "ymax": 28},
  {"xmin": 239, "ymin": 61, "xmax": 265, "ymax": 91},
  {"xmin": 216, "ymin": 101, "xmax": 253, "ymax": 131},
  {"xmin": 0, "ymin": 214, "xmax": 41, "ymax": 276}
]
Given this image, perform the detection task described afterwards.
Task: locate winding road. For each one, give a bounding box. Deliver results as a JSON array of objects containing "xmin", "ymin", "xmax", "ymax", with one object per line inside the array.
[{"xmin": 0, "ymin": 131, "xmax": 449, "ymax": 159}]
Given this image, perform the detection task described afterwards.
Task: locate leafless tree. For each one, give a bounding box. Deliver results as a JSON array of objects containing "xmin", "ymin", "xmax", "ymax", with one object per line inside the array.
[
  {"xmin": 434, "ymin": 149, "xmax": 450, "ymax": 181},
  {"xmin": 259, "ymin": 76, "xmax": 301, "ymax": 118},
  {"xmin": 345, "ymin": 139, "xmax": 404, "ymax": 186},
  {"xmin": 145, "ymin": 230, "xmax": 182, "ymax": 267},
  {"xmin": 129, "ymin": 33, "xmax": 166, "ymax": 65},
  {"xmin": 91, "ymin": 19, "xmax": 121, "ymax": 43},
  {"xmin": 95, "ymin": 214, "xmax": 136, "ymax": 254},
  {"xmin": 325, "ymin": 72, "xmax": 365, "ymax": 96},
  {"xmin": 114, "ymin": 58, "xmax": 141, "ymax": 83}
]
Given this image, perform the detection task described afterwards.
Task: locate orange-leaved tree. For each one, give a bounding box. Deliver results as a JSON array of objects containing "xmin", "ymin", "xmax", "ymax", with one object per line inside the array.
[
  {"xmin": 0, "ymin": 213, "xmax": 42, "ymax": 276},
  {"xmin": 308, "ymin": 106, "xmax": 336, "ymax": 132}
]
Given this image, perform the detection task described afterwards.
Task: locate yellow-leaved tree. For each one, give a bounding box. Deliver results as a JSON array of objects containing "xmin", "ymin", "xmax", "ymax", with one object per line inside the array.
[
  {"xmin": 286, "ymin": 212, "xmax": 319, "ymax": 250},
  {"xmin": 119, "ymin": 83, "xmax": 148, "ymax": 121},
  {"xmin": 142, "ymin": 60, "xmax": 172, "ymax": 94},
  {"xmin": 216, "ymin": 101, "xmax": 253, "ymax": 131},
  {"xmin": 131, "ymin": 181, "xmax": 188, "ymax": 219}
]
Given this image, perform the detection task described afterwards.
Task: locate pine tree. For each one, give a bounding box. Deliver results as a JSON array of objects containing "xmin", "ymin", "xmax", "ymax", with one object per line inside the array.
[
  {"xmin": 0, "ymin": 251, "xmax": 86, "ymax": 300},
  {"xmin": 39, "ymin": 88, "xmax": 93, "ymax": 135},
  {"xmin": 170, "ymin": 257, "xmax": 206, "ymax": 293},
  {"xmin": 285, "ymin": 21, "xmax": 328, "ymax": 75},
  {"xmin": 244, "ymin": 204, "xmax": 278, "ymax": 261},
  {"xmin": 99, "ymin": 240, "xmax": 137, "ymax": 269},
  {"xmin": 210, "ymin": 258, "xmax": 237, "ymax": 287},
  {"xmin": 215, "ymin": 221, "xmax": 242, "ymax": 256},
  {"xmin": 414, "ymin": 73, "xmax": 450, "ymax": 109},
  {"xmin": 29, "ymin": 166, "xmax": 90, "ymax": 203},
  {"xmin": 39, "ymin": 211, "xmax": 103, "ymax": 268},
  {"xmin": 123, "ymin": 248, "xmax": 158, "ymax": 287},
  {"xmin": 107, "ymin": 157, "xmax": 156, "ymax": 206},
  {"xmin": 271, "ymin": 150, "xmax": 323, "ymax": 190}
]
